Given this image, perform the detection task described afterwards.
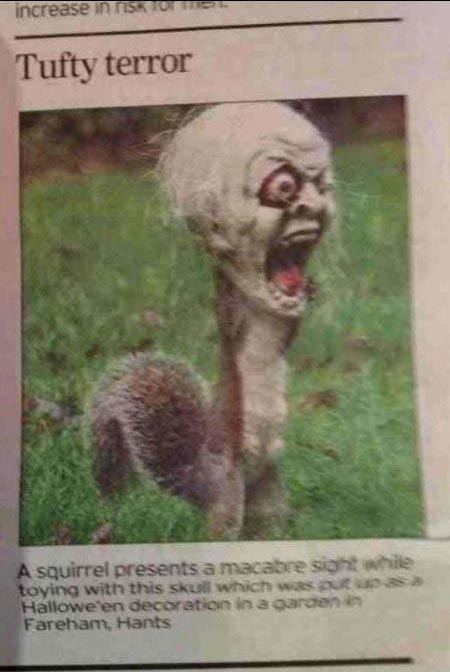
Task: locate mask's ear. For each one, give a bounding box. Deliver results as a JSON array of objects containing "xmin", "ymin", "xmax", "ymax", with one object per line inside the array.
[{"xmin": 204, "ymin": 223, "xmax": 234, "ymax": 259}]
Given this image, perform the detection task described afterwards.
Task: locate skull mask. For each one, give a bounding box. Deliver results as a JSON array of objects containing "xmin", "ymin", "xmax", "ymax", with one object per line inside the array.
[{"xmin": 160, "ymin": 102, "xmax": 335, "ymax": 320}]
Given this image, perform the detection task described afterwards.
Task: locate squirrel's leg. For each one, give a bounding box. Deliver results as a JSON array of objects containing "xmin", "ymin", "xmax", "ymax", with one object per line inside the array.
[
  {"xmin": 243, "ymin": 460, "xmax": 289, "ymax": 540},
  {"xmin": 206, "ymin": 461, "xmax": 245, "ymax": 540},
  {"xmin": 93, "ymin": 415, "xmax": 132, "ymax": 495}
]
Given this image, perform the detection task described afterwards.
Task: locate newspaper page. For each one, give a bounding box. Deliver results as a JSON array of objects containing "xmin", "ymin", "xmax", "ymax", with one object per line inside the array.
[{"xmin": 1, "ymin": 2, "xmax": 450, "ymax": 670}]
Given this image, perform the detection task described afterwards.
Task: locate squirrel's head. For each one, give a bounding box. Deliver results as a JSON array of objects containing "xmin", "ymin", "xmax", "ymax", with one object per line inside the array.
[{"xmin": 160, "ymin": 102, "xmax": 335, "ymax": 320}]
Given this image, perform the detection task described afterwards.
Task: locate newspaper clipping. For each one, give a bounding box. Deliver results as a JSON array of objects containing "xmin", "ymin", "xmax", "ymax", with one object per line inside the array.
[{"xmin": 1, "ymin": 2, "xmax": 450, "ymax": 670}]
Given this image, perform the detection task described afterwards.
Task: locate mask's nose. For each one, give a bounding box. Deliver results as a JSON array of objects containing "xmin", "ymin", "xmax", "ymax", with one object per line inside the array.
[{"xmin": 289, "ymin": 181, "xmax": 323, "ymax": 218}]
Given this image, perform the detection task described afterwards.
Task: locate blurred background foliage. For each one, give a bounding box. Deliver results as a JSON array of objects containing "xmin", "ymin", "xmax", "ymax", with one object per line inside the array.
[{"xmin": 20, "ymin": 97, "xmax": 405, "ymax": 179}]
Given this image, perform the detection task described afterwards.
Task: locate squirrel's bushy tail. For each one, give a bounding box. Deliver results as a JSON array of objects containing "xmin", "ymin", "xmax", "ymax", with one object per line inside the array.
[{"xmin": 87, "ymin": 352, "xmax": 215, "ymax": 504}]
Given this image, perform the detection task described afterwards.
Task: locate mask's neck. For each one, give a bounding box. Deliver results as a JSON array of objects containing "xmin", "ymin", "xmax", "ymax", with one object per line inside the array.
[{"xmin": 215, "ymin": 270, "xmax": 298, "ymax": 463}]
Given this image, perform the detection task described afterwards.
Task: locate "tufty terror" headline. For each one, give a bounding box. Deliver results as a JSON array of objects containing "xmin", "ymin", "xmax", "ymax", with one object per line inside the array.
[{"xmin": 16, "ymin": 49, "xmax": 194, "ymax": 84}]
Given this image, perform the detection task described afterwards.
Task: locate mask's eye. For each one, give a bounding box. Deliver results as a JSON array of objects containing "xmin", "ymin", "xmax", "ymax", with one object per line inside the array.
[
  {"xmin": 314, "ymin": 171, "xmax": 331, "ymax": 195},
  {"xmin": 258, "ymin": 166, "xmax": 302, "ymax": 208}
]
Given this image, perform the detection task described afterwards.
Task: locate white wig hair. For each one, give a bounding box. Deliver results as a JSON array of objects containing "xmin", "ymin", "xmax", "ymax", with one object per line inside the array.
[{"xmin": 159, "ymin": 102, "xmax": 331, "ymax": 238}]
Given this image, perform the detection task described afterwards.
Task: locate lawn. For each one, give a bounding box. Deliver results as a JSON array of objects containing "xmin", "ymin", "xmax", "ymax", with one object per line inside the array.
[{"xmin": 20, "ymin": 138, "xmax": 423, "ymax": 545}]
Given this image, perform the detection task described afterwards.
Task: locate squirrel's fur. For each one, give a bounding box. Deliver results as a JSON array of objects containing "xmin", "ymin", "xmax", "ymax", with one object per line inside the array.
[{"xmin": 90, "ymin": 353, "xmax": 234, "ymax": 509}]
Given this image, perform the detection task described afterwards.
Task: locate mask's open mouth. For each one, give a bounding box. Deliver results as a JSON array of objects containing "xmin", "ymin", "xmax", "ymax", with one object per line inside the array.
[{"xmin": 265, "ymin": 227, "xmax": 319, "ymax": 298}]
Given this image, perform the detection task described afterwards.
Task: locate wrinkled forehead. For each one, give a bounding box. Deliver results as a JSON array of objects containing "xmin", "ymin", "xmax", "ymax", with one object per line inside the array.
[
  {"xmin": 244, "ymin": 136, "xmax": 330, "ymax": 194},
  {"xmin": 229, "ymin": 110, "xmax": 329, "ymax": 194}
]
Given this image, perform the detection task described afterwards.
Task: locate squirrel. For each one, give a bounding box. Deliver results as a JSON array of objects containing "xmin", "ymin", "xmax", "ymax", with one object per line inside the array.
[{"xmin": 88, "ymin": 102, "xmax": 335, "ymax": 539}]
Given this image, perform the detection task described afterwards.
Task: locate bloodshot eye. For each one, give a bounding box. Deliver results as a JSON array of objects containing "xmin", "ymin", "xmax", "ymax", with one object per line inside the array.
[{"xmin": 258, "ymin": 166, "xmax": 302, "ymax": 208}]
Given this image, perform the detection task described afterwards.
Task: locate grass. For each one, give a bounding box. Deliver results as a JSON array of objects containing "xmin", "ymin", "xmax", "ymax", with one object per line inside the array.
[{"xmin": 20, "ymin": 138, "xmax": 423, "ymax": 545}]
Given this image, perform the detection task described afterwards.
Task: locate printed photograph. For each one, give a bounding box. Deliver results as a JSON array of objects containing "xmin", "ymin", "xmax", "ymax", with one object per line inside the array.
[{"xmin": 20, "ymin": 96, "xmax": 423, "ymax": 544}]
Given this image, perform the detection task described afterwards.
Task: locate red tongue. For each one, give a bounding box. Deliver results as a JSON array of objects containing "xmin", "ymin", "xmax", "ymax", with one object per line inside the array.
[{"xmin": 272, "ymin": 265, "xmax": 304, "ymax": 296}]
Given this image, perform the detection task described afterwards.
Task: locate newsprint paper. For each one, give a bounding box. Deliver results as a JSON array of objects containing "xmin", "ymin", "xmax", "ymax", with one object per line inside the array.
[{"xmin": 2, "ymin": 2, "xmax": 450, "ymax": 670}]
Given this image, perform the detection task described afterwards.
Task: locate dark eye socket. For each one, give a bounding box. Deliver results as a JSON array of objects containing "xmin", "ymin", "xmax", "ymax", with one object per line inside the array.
[{"xmin": 258, "ymin": 166, "xmax": 302, "ymax": 208}]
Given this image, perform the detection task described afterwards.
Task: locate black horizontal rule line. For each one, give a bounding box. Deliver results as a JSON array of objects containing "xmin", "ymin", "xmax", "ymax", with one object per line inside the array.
[
  {"xmin": 14, "ymin": 16, "xmax": 403, "ymax": 40},
  {"xmin": 0, "ymin": 657, "xmax": 414, "ymax": 671}
]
